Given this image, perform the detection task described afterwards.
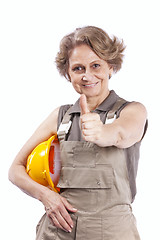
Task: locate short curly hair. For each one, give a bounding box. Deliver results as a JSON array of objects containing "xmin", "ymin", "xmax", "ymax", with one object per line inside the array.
[{"xmin": 55, "ymin": 26, "xmax": 126, "ymax": 80}]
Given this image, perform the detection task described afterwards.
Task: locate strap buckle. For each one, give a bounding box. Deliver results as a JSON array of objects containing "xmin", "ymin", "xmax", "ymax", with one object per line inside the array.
[
  {"xmin": 57, "ymin": 120, "xmax": 72, "ymax": 135},
  {"xmin": 105, "ymin": 114, "xmax": 116, "ymax": 124}
]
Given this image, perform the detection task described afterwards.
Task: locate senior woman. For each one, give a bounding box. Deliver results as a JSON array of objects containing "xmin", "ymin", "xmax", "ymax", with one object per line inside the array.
[{"xmin": 9, "ymin": 26, "xmax": 147, "ymax": 240}]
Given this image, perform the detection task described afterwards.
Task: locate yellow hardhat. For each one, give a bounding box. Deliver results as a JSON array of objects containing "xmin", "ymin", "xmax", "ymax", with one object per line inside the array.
[{"xmin": 26, "ymin": 135, "xmax": 61, "ymax": 192}]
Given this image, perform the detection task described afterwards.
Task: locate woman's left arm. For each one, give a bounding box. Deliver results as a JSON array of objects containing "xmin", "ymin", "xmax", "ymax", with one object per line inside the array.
[
  {"xmin": 81, "ymin": 101, "xmax": 147, "ymax": 148},
  {"xmin": 105, "ymin": 102, "xmax": 147, "ymax": 148}
]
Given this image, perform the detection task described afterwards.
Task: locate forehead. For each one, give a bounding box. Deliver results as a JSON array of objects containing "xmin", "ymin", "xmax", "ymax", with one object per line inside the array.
[{"xmin": 69, "ymin": 44, "xmax": 101, "ymax": 65}]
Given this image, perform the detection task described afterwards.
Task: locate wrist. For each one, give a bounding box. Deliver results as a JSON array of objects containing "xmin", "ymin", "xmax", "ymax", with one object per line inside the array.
[
  {"xmin": 99, "ymin": 123, "xmax": 118, "ymax": 147},
  {"xmin": 37, "ymin": 185, "xmax": 51, "ymax": 203}
]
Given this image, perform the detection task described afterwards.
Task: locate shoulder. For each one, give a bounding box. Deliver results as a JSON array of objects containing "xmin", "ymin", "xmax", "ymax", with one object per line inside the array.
[
  {"xmin": 59, "ymin": 104, "xmax": 73, "ymax": 116},
  {"xmin": 34, "ymin": 106, "xmax": 60, "ymax": 137},
  {"xmin": 111, "ymin": 92, "xmax": 147, "ymax": 120},
  {"xmin": 58, "ymin": 104, "xmax": 73, "ymax": 124},
  {"xmin": 47, "ymin": 104, "xmax": 74, "ymax": 132},
  {"xmin": 117, "ymin": 101, "xmax": 147, "ymax": 132},
  {"xmin": 120, "ymin": 101, "xmax": 147, "ymax": 119}
]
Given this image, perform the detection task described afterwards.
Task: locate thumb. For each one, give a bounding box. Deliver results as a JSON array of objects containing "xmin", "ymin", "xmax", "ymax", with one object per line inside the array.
[{"xmin": 80, "ymin": 94, "xmax": 90, "ymax": 115}]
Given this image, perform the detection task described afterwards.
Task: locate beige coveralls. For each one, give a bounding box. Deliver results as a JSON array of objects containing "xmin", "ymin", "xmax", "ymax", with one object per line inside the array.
[{"xmin": 36, "ymin": 91, "xmax": 145, "ymax": 240}]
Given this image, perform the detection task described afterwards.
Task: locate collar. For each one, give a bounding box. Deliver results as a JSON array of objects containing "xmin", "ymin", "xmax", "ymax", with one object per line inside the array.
[{"xmin": 68, "ymin": 90, "xmax": 119, "ymax": 114}]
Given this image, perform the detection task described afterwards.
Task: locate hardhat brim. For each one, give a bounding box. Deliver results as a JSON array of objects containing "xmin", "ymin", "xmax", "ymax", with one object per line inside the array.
[{"xmin": 44, "ymin": 135, "xmax": 59, "ymax": 191}]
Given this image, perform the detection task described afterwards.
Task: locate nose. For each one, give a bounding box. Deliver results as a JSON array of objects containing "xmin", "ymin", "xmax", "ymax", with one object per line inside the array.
[{"xmin": 82, "ymin": 70, "xmax": 94, "ymax": 82}]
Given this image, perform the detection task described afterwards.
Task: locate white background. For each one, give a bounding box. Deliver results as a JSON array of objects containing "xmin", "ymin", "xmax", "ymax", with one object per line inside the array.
[{"xmin": 1, "ymin": 0, "xmax": 160, "ymax": 239}]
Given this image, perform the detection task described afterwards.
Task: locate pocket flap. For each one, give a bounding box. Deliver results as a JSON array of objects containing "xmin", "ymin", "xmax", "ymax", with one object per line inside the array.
[{"xmin": 57, "ymin": 165, "xmax": 113, "ymax": 189}]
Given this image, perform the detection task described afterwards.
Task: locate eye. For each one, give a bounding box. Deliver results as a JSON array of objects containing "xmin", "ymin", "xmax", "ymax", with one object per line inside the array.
[
  {"xmin": 72, "ymin": 65, "xmax": 85, "ymax": 73},
  {"xmin": 92, "ymin": 63, "xmax": 100, "ymax": 69}
]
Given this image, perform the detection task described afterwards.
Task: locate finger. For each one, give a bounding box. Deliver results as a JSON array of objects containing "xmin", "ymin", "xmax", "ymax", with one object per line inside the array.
[
  {"xmin": 82, "ymin": 135, "xmax": 96, "ymax": 143},
  {"xmin": 46, "ymin": 205, "xmax": 73, "ymax": 233},
  {"xmin": 81, "ymin": 119, "xmax": 98, "ymax": 129},
  {"xmin": 61, "ymin": 197, "xmax": 77, "ymax": 229},
  {"xmin": 50, "ymin": 212, "xmax": 72, "ymax": 233},
  {"xmin": 80, "ymin": 112, "xmax": 100, "ymax": 124},
  {"xmin": 82, "ymin": 129, "xmax": 98, "ymax": 140},
  {"xmin": 82, "ymin": 128, "xmax": 92, "ymax": 136},
  {"xmin": 61, "ymin": 197, "xmax": 77, "ymax": 213},
  {"xmin": 59, "ymin": 209, "xmax": 73, "ymax": 231},
  {"xmin": 80, "ymin": 94, "xmax": 90, "ymax": 115}
]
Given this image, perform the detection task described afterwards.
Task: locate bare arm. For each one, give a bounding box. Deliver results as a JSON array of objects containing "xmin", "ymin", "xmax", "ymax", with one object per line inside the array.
[
  {"xmin": 8, "ymin": 107, "xmax": 77, "ymax": 232},
  {"xmin": 8, "ymin": 107, "xmax": 60, "ymax": 197},
  {"xmin": 80, "ymin": 94, "xmax": 147, "ymax": 148},
  {"xmin": 108, "ymin": 102, "xmax": 147, "ymax": 148}
]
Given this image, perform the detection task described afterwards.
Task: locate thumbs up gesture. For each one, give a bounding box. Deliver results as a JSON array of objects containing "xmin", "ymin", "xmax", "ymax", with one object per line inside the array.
[
  {"xmin": 80, "ymin": 94, "xmax": 90, "ymax": 115},
  {"xmin": 80, "ymin": 94, "xmax": 104, "ymax": 146}
]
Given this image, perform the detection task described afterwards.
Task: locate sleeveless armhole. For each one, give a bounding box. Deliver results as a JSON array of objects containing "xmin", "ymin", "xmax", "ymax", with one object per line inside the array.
[
  {"xmin": 115, "ymin": 101, "xmax": 148, "ymax": 202},
  {"xmin": 57, "ymin": 105, "xmax": 72, "ymax": 131},
  {"xmin": 115, "ymin": 101, "xmax": 130, "ymax": 118}
]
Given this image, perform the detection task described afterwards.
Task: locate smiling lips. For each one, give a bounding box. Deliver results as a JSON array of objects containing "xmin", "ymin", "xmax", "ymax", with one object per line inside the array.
[{"xmin": 82, "ymin": 82, "xmax": 99, "ymax": 88}]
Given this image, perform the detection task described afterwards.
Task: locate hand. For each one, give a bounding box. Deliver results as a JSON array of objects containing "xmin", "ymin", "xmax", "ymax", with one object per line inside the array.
[
  {"xmin": 42, "ymin": 189, "xmax": 77, "ymax": 232},
  {"xmin": 80, "ymin": 94, "xmax": 104, "ymax": 146}
]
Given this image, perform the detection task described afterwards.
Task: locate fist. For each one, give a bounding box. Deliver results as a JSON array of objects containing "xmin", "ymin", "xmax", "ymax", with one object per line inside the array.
[{"xmin": 80, "ymin": 94, "xmax": 104, "ymax": 145}]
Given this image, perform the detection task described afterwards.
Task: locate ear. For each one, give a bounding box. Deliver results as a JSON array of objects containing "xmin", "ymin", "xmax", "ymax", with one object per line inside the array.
[
  {"xmin": 67, "ymin": 63, "xmax": 71, "ymax": 82},
  {"xmin": 67, "ymin": 73, "xmax": 71, "ymax": 82},
  {"xmin": 109, "ymin": 66, "xmax": 113, "ymax": 79},
  {"xmin": 109, "ymin": 66, "xmax": 113, "ymax": 73}
]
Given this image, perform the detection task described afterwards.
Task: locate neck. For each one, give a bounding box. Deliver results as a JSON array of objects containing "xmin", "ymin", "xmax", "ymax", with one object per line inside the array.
[{"xmin": 86, "ymin": 90, "xmax": 110, "ymax": 111}]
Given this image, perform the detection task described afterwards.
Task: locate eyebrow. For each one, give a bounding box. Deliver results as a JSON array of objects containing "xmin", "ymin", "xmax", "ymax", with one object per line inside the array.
[
  {"xmin": 90, "ymin": 60, "xmax": 101, "ymax": 64},
  {"xmin": 70, "ymin": 59, "xmax": 101, "ymax": 67}
]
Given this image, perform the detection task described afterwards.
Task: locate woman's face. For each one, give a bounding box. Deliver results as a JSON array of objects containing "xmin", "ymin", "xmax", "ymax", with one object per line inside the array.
[{"xmin": 68, "ymin": 44, "xmax": 113, "ymax": 101}]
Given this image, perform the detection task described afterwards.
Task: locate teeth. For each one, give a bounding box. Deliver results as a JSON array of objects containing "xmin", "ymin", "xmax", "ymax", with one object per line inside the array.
[{"xmin": 84, "ymin": 83, "xmax": 96, "ymax": 87}]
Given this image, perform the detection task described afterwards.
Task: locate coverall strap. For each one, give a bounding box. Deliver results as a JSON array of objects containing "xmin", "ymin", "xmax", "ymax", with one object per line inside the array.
[
  {"xmin": 57, "ymin": 108, "xmax": 72, "ymax": 142},
  {"xmin": 107, "ymin": 98, "xmax": 127, "ymax": 119}
]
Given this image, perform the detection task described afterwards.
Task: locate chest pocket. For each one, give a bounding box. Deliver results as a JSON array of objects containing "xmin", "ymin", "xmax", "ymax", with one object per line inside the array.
[{"xmin": 57, "ymin": 142, "xmax": 113, "ymax": 189}]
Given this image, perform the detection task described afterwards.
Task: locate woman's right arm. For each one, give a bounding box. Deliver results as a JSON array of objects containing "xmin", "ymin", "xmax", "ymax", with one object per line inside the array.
[
  {"xmin": 8, "ymin": 107, "xmax": 77, "ymax": 233},
  {"xmin": 8, "ymin": 107, "xmax": 60, "ymax": 198}
]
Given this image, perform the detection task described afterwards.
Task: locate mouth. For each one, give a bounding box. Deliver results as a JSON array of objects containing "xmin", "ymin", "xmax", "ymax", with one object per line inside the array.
[{"xmin": 82, "ymin": 82, "xmax": 99, "ymax": 88}]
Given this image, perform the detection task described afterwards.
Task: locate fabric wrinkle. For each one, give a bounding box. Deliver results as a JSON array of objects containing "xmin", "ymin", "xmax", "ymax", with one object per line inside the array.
[{"xmin": 36, "ymin": 91, "xmax": 143, "ymax": 240}]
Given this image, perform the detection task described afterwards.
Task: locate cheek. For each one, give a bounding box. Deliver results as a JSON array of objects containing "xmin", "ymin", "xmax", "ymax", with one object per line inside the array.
[
  {"xmin": 70, "ymin": 73, "xmax": 81, "ymax": 84},
  {"xmin": 94, "ymin": 66, "xmax": 110, "ymax": 78},
  {"xmin": 70, "ymin": 77, "xmax": 81, "ymax": 91},
  {"xmin": 96, "ymin": 71, "xmax": 109, "ymax": 81},
  {"xmin": 70, "ymin": 76, "xmax": 77, "ymax": 85}
]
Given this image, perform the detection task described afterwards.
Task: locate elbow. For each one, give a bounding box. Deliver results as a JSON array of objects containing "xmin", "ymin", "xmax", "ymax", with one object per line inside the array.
[
  {"xmin": 114, "ymin": 131, "xmax": 125, "ymax": 148},
  {"xmin": 114, "ymin": 127, "xmax": 131, "ymax": 149},
  {"xmin": 114, "ymin": 130, "xmax": 138, "ymax": 149},
  {"xmin": 8, "ymin": 166, "xmax": 15, "ymax": 184},
  {"xmin": 8, "ymin": 160, "xmax": 28, "ymax": 188},
  {"xmin": 8, "ymin": 163, "xmax": 18, "ymax": 185}
]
